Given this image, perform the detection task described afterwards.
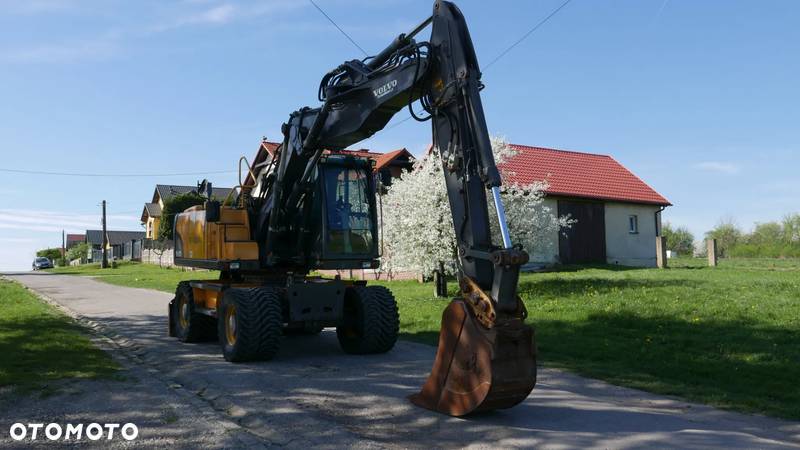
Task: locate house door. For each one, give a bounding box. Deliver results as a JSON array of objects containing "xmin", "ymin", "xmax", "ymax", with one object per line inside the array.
[{"xmin": 557, "ymin": 200, "xmax": 606, "ymax": 264}]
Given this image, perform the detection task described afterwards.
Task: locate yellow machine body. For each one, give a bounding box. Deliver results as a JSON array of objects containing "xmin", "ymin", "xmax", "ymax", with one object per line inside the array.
[
  {"xmin": 174, "ymin": 205, "xmax": 259, "ymax": 267},
  {"xmin": 172, "ymin": 205, "xmax": 262, "ymax": 311}
]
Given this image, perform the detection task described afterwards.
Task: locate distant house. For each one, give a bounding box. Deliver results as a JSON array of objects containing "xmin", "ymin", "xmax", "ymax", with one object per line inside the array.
[
  {"xmin": 66, "ymin": 234, "xmax": 85, "ymax": 249},
  {"xmin": 499, "ymin": 144, "xmax": 671, "ymax": 267},
  {"xmin": 85, "ymin": 230, "xmax": 146, "ymax": 262},
  {"xmin": 245, "ymin": 139, "xmax": 415, "ymax": 196},
  {"xmin": 141, "ymin": 184, "xmax": 235, "ymax": 239},
  {"xmin": 373, "ymin": 148, "xmax": 416, "ymax": 186}
]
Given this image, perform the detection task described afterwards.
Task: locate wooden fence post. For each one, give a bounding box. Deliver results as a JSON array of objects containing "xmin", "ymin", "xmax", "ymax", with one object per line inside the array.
[
  {"xmin": 707, "ymin": 239, "xmax": 718, "ymax": 267},
  {"xmin": 656, "ymin": 236, "xmax": 667, "ymax": 269},
  {"xmin": 433, "ymin": 261, "xmax": 448, "ymax": 297}
]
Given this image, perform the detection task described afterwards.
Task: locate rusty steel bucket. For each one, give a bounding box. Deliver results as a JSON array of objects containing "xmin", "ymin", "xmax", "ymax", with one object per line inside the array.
[{"xmin": 409, "ymin": 280, "xmax": 537, "ymax": 416}]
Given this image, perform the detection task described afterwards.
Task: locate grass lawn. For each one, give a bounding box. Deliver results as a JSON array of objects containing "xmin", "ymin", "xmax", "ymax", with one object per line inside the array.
[
  {"xmin": 0, "ymin": 278, "xmax": 118, "ymax": 392},
  {"xmin": 49, "ymin": 258, "xmax": 800, "ymax": 419},
  {"xmin": 49, "ymin": 261, "xmax": 219, "ymax": 293},
  {"xmin": 524, "ymin": 259, "xmax": 799, "ymax": 420}
]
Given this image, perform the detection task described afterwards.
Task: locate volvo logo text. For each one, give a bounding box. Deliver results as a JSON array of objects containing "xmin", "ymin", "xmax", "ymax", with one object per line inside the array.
[{"xmin": 373, "ymin": 80, "xmax": 398, "ymax": 99}]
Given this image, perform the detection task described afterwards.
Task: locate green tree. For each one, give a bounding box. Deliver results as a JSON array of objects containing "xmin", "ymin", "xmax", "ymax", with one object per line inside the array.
[
  {"xmin": 662, "ymin": 222, "xmax": 694, "ymax": 255},
  {"xmin": 706, "ymin": 220, "xmax": 741, "ymax": 258},
  {"xmin": 782, "ymin": 213, "xmax": 800, "ymax": 243},
  {"xmin": 36, "ymin": 248, "xmax": 62, "ymax": 261},
  {"xmin": 66, "ymin": 242, "xmax": 90, "ymax": 262},
  {"xmin": 747, "ymin": 222, "xmax": 784, "ymax": 245},
  {"xmin": 157, "ymin": 192, "xmax": 206, "ymax": 241}
]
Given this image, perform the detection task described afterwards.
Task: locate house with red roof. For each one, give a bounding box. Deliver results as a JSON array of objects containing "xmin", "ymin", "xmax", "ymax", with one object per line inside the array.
[
  {"xmin": 500, "ymin": 144, "xmax": 671, "ymax": 267},
  {"xmin": 245, "ymin": 139, "xmax": 415, "ymax": 197},
  {"xmin": 234, "ymin": 138, "xmax": 669, "ymax": 269},
  {"xmin": 66, "ymin": 233, "xmax": 85, "ymax": 250}
]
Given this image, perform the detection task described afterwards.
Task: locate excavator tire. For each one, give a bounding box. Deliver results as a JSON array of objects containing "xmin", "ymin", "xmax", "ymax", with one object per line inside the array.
[
  {"xmin": 172, "ymin": 281, "xmax": 216, "ymax": 342},
  {"xmin": 218, "ymin": 287, "xmax": 282, "ymax": 362},
  {"xmin": 337, "ymin": 285, "xmax": 399, "ymax": 354}
]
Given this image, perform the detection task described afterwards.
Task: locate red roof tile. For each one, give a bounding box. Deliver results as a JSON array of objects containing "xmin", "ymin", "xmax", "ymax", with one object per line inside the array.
[
  {"xmin": 373, "ymin": 148, "xmax": 414, "ymax": 171},
  {"xmin": 66, "ymin": 234, "xmax": 84, "ymax": 242},
  {"xmin": 500, "ymin": 144, "xmax": 671, "ymax": 206},
  {"xmin": 260, "ymin": 140, "xmax": 280, "ymax": 156}
]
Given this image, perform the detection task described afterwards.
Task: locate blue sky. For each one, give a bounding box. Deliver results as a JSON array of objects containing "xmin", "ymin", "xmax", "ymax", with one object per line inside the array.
[{"xmin": 1, "ymin": 0, "xmax": 798, "ymax": 270}]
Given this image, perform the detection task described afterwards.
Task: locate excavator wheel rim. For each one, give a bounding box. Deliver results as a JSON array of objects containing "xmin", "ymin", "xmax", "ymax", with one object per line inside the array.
[
  {"xmin": 225, "ymin": 304, "xmax": 237, "ymax": 346},
  {"xmin": 178, "ymin": 295, "xmax": 190, "ymax": 329}
]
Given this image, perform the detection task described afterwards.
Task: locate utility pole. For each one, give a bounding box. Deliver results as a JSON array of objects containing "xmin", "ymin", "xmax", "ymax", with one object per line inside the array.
[
  {"xmin": 61, "ymin": 229, "xmax": 65, "ymax": 265},
  {"xmin": 101, "ymin": 200, "xmax": 109, "ymax": 268}
]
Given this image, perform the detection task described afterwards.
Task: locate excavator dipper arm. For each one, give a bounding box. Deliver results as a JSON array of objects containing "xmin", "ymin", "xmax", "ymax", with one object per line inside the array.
[{"xmin": 259, "ymin": 0, "xmax": 536, "ymax": 415}]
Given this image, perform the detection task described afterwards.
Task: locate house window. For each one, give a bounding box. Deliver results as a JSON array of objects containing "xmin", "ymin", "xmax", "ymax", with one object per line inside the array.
[{"xmin": 628, "ymin": 215, "xmax": 639, "ymax": 234}]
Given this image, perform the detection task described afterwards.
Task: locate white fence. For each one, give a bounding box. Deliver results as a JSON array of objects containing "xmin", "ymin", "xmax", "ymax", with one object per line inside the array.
[{"xmin": 141, "ymin": 239, "xmax": 175, "ymax": 267}]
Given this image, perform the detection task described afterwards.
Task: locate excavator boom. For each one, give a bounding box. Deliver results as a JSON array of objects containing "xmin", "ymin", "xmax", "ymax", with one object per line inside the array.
[{"xmin": 256, "ymin": 0, "xmax": 537, "ymax": 415}]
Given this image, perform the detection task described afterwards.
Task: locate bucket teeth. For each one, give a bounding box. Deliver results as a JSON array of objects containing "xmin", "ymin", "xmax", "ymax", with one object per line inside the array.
[{"xmin": 409, "ymin": 298, "xmax": 536, "ymax": 416}]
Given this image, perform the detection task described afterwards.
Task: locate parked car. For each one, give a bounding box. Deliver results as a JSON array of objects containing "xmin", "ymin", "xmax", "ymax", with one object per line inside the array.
[{"xmin": 32, "ymin": 257, "xmax": 53, "ymax": 270}]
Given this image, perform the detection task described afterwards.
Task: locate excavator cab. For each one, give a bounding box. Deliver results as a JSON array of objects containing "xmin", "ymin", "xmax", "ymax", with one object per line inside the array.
[{"xmin": 312, "ymin": 154, "xmax": 380, "ymax": 270}]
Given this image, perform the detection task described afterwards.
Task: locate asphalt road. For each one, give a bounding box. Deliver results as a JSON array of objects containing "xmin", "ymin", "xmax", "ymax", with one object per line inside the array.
[{"xmin": 2, "ymin": 272, "xmax": 799, "ymax": 449}]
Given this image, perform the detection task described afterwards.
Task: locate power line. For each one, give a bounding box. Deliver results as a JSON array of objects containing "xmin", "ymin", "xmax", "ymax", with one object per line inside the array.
[
  {"xmin": 0, "ymin": 168, "xmax": 236, "ymax": 178},
  {"xmin": 308, "ymin": 0, "xmax": 368, "ymax": 57},
  {"xmin": 483, "ymin": 0, "xmax": 574, "ymax": 70},
  {"xmin": 357, "ymin": 110, "xmax": 423, "ymax": 147},
  {"xmin": 363, "ymin": 1, "xmax": 575, "ymax": 140},
  {"xmin": 387, "ymin": 113, "xmax": 418, "ymax": 130}
]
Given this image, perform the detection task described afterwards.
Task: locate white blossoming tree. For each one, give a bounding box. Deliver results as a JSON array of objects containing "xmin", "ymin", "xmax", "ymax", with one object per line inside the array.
[{"xmin": 381, "ymin": 137, "xmax": 571, "ymax": 280}]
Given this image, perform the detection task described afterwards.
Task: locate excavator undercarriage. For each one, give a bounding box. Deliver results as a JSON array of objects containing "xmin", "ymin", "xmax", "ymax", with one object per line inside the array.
[{"xmin": 168, "ymin": 0, "xmax": 537, "ymax": 417}]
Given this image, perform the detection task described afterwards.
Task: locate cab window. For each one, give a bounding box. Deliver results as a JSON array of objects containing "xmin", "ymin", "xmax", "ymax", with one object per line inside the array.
[{"xmin": 323, "ymin": 165, "xmax": 374, "ymax": 255}]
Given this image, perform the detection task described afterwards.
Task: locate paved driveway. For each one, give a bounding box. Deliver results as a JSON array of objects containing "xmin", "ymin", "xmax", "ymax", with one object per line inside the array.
[{"xmin": 3, "ymin": 272, "xmax": 799, "ymax": 449}]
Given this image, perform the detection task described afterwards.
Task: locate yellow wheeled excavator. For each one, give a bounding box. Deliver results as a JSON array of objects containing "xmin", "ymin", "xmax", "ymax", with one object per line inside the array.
[{"xmin": 168, "ymin": 0, "xmax": 536, "ymax": 416}]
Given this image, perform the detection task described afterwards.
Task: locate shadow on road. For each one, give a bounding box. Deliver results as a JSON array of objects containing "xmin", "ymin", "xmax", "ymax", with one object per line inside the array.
[{"xmin": 96, "ymin": 310, "xmax": 798, "ymax": 448}]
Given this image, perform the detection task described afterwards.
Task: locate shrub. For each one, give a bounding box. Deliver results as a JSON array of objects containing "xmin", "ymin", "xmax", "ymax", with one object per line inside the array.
[
  {"xmin": 720, "ymin": 213, "xmax": 800, "ymax": 258},
  {"xmin": 36, "ymin": 248, "xmax": 62, "ymax": 261},
  {"xmin": 705, "ymin": 220, "xmax": 741, "ymax": 258},
  {"xmin": 157, "ymin": 192, "xmax": 206, "ymax": 241},
  {"xmin": 67, "ymin": 242, "xmax": 90, "ymax": 262},
  {"xmin": 782, "ymin": 214, "xmax": 800, "ymax": 243},
  {"xmin": 729, "ymin": 243, "xmax": 800, "ymax": 258},
  {"xmin": 746, "ymin": 222, "xmax": 783, "ymax": 246},
  {"xmin": 662, "ymin": 222, "xmax": 694, "ymax": 254}
]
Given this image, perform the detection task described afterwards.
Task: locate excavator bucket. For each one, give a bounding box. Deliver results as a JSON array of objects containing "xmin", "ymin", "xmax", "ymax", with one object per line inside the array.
[{"xmin": 409, "ymin": 278, "xmax": 537, "ymax": 416}]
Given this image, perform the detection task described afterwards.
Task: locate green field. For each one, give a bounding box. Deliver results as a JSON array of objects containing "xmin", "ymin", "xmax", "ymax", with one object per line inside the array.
[
  {"xmin": 0, "ymin": 278, "xmax": 118, "ymax": 392},
  {"xmin": 49, "ymin": 258, "xmax": 800, "ymax": 419}
]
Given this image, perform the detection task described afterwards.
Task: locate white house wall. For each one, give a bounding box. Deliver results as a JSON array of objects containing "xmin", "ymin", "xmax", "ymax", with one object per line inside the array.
[
  {"xmin": 604, "ymin": 202, "xmax": 660, "ymax": 267},
  {"xmin": 250, "ymin": 156, "xmax": 274, "ymax": 198}
]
